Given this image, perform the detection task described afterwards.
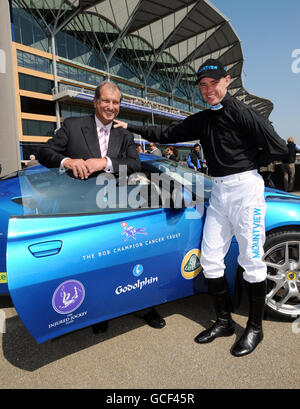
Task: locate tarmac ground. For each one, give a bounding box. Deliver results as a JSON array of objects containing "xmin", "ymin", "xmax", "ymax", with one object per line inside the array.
[{"xmin": 0, "ymin": 290, "xmax": 299, "ymax": 390}]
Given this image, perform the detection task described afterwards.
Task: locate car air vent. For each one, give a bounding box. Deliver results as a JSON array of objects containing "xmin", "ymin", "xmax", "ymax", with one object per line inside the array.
[{"xmin": 11, "ymin": 197, "xmax": 23, "ymax": 205}]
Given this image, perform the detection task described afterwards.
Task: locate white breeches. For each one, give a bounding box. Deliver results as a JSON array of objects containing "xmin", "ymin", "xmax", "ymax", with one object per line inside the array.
[{"xmin": 200, "ymin": 170, "xmax": 267, "ymax": 283}]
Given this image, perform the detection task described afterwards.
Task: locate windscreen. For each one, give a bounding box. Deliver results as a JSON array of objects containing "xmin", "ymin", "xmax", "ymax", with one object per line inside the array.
[{"xmin": 12, "ymin": 160, "xmax": 211, "ymax": 216}]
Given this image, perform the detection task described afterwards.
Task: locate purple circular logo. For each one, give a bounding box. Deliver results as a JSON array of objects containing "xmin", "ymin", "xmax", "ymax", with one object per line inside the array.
[{"xmin": 52, "ymin": 280, "xmax": 85, "ymax": 314}]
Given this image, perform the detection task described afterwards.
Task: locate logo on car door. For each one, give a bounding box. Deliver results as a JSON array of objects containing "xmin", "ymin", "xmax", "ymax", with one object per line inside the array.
[
  {"xmin": 181, "ymin": 249, "xmax": 202, "ymax": 279},
  {"xmin": 52, "ymin": 280, "xmax": 85, "ymax": 314}
]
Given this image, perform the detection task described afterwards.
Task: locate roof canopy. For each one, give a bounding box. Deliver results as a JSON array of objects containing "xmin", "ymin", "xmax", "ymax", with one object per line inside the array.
[{"xmin": 17, "ymin": 0, "xmax": 273, "ymax": 116}]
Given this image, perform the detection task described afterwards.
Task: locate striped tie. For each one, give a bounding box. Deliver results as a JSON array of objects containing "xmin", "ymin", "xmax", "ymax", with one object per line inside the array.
[{"xmin": 99, "ymin": 127, "xmax": 108, "ymax": 157}]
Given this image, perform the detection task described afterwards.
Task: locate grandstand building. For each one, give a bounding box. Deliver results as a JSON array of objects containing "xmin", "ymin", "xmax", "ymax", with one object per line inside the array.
[{"xmin": 1, "ymin": 0, "xmax": 273, "ymax": 174}]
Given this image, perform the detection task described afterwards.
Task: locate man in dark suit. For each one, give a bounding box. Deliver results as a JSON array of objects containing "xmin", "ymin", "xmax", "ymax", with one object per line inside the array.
[
  {"xmin": 38, "ymin": 82, "xmax": 141, "ymax": 178},
  {"xmin": 38, "ymin": 81, "xmax": 166, "ymax": 332}
]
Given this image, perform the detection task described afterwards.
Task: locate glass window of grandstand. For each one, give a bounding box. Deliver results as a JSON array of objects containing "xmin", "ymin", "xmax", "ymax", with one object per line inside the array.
[
  {"xmin": 21, "ymin": 97, "xmax": 55, "ymax": 116},
  {"xmin": 61, "ymin": 104, "xmax": 94, "ymax": 118},
  {"xmin": 17, "ymin": 50, "xmax": 52, "ymax": 74},
  {"xmin": 19, "ymin": 74, "xmax": 53, "ymax": 95},
  {"xmin": 57, "ymin": 63, "xmax": 69, "ymax": 79},
  {"xmin": 22, "ymin": 119, "xmax": 56, "ymax": 137}
]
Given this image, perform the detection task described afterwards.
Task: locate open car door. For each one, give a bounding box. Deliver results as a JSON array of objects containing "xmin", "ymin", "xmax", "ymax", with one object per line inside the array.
[{"xmin": 7, "ymin": 166, "xmax": 207, "ymax": 343}]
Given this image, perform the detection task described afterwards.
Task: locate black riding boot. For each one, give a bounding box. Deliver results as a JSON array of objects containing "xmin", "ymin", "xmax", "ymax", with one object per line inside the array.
[
  {"xmin": 231, "ymin": 279, "xmax": 267, "ymax": 357},
  {"xmin": 194, "ymin": 277, "xmax": 235, "ymax": 344}
]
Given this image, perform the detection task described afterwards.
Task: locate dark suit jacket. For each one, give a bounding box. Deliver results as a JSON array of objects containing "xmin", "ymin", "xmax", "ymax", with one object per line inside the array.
[{"xmin": 38, "ymin": 115, "xmax": 141, "ymax": 174}]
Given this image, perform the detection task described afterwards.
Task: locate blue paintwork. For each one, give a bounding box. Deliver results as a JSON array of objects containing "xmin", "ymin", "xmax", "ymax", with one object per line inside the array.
[
  {"xmin": 7, "ymin": 209, "xmax": 205, "ymax": 343},
  {"xmin": 264, "ymin": 188, "xmax": 300, "ymax": 231},
  {"xmin": 1, "ymin": 158, "xmax": 300, "ymax": 342}
]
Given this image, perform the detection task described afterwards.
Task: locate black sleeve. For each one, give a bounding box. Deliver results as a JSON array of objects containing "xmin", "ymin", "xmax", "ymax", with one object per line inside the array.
[
  {"xmin": 240, "ymin": 108, "xmax": 288, "ymax": 162},
  {"xmin": 128, "ymin": 114, "xmax": 202, "ymax": 145},
  {"xmin": 37, "ymin": 120, "xmax": 70, "ymax": 168}
]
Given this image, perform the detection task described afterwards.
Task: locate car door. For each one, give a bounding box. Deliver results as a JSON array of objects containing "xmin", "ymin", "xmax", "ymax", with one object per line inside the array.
[{"xmin": 7, "ymin": 166, "xmax": 207, "ymax": 343}]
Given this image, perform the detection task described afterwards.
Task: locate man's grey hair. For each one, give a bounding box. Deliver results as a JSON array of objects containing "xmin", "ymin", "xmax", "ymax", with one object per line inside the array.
[{"xmin": 94, "ymin": 81, "xmax": 123, "ymax": 101}]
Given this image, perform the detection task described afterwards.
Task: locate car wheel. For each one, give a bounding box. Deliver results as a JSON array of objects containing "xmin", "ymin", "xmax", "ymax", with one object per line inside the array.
[{"xmin": 263, "ymin": 230, "xmax": 300, "ymax": 320}]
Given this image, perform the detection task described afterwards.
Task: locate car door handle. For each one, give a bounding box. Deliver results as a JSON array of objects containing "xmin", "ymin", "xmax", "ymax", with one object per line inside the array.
[{"xmin": 28, "ymin": 240, "xmax": 63, "ymax": 258}]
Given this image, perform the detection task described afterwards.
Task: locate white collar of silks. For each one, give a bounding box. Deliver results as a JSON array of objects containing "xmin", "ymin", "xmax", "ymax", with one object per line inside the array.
[{"xmin": 209, "ymin": 103, "xmax": 223, "ymax": 111}]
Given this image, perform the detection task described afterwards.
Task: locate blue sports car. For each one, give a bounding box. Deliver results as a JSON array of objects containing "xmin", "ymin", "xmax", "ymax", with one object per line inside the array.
[{"xmin": 0, "ymin": 154, "xmax": 299, "ymax": 343}]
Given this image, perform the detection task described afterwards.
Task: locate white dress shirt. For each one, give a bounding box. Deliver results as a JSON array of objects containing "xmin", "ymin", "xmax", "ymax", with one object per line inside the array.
[
  {"xmin": 94, "ymin": 115, "xmax": 114, "ymax": 172},
  {"xmin": 60, "ymin": 115, "xmax": 114, "ymax": 173}
]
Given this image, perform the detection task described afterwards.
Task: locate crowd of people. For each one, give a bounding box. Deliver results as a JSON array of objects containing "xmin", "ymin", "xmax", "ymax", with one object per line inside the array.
[
  {"xmin": 136, "ymin": 142, "xmax": 209, "ymax": 173},
  {"xmin": 124, "ymin": 95, "xmax": 184, "ymax": 117}
]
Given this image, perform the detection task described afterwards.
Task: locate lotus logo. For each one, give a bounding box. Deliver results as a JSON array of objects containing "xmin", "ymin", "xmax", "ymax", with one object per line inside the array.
[
  {"xmin": 181, "ymin": 249, "xmax": 202, "ymax": 280},
  {"xmin": 0, "ymin": 272, "xmax": 7, "ymax": 284},
  {"xmin": 287, "ymin": 272, "xmax": 296, "ymax": 281}
]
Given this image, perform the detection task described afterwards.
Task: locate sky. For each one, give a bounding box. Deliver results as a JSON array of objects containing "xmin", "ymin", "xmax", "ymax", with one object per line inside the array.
[{"xmin": 211, "ymin": 0, "xmax": 300, "ymax": 144}]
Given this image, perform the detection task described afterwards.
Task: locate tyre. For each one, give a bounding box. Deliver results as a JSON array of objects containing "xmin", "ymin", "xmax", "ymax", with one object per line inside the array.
[{"xmin": 263, "ymin": 230, "xmax": 300, "ymax": 319}]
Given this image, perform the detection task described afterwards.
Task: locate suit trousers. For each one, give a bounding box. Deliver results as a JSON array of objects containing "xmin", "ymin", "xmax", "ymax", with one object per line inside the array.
[
  {"xmin": 200, "ymin": 170, "xmax": 267, "ymax": 283},
  {"xmin": 282, "ymin": 162, "xmax": 296, "ymax": 192}
]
